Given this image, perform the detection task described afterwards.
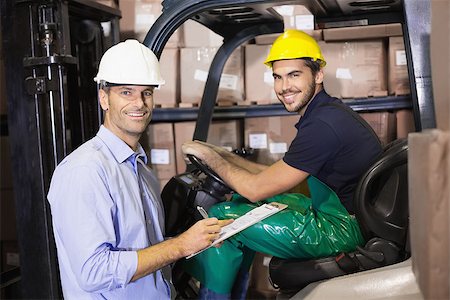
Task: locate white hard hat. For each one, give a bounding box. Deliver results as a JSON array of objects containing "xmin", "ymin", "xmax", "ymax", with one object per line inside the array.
[{"xmin": 94, "ymin": 39, "xmax": 165, "ymax": 87}]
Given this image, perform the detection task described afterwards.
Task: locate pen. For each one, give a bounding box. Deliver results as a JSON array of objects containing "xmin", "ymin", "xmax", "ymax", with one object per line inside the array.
[{"xmin": 197, "ymin": 206, "xmax": 209, "ymax": 219}]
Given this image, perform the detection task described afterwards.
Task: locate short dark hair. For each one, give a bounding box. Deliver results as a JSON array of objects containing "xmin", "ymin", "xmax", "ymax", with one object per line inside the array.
[
  {"xmin": 301, "ymin": 58, "xmax": 322, "ymax": 76},
  {"xmin": 99, "ymin": 82, "xmax": 111, "ymax": 94}
]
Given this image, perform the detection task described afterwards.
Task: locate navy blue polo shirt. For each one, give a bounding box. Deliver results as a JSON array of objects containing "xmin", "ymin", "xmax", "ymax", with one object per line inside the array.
[{"xmin": 283, "ymin": 90, "xmax": 382, "ymax": 213}]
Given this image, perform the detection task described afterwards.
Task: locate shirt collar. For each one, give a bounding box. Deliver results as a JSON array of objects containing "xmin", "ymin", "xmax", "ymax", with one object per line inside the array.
[
  {"xmin": 303, "ymin": 89, "xmax": 329, "ymax": 118},
  {"xmin": 295, "ymin": 90, "xmax": 330, "ymax": 128},
  {"xmin": 96, "ymin": 125, "xmax": 148, "ymax": 164}
]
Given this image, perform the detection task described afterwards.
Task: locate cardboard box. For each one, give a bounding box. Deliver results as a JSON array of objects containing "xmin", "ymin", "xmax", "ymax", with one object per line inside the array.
[
  {"xmin": 119, "ymin": 0, "xmax": 181, "ymax": 47},
  {"xmin": 0, "ymin": 189, "xmax": 17, "ymax": 241},
  {"xmin": 244, "ymin": 115, "xmax": 299, "ymax": 165},
  {"xmin": 323, "ymin": 23, "xmax": 402, "ymax": 41},
  {"xmin": 0, "ymin": 137, "xmax": 13, "ymax": 189},
  {"xmin": 244, "ymin": 45, "xmax": 277, "ymax": 105},
  {"xmin": 388, "ymin": 36, "xmax": 410, "ymax": 96},
  {"xmin": 247, "ymin": 252, "xmax": 279, "ymax": 299},
  {"xmin": 320, "ymin": 40, "xmax": 388, "ymax": 99},
  {"xmin": 173, "ymin": 120, "xmax": 243, "ymax": 174},
  {"xmin": 396, "ymin": 109, "xmax": 415, "ymax": 139},
  {"xmin": 408, "ymin": 130, "xmax": 450, "ymax": 300},
  {"xmin": 431, "ymin": 0, "xmax": 450, "ymax": 131},
  {"xmin": 359, "ymin": 112, "xmax": 396, "ymax": 146},
  {"xmin": 153, "ymin": 48, "xmax": 179, "ymax": 107},
  {"xmin": 182, "ymin": 19, "xmax": 222, "ymax": 48},
  {"xmin": 180, "ymin": 47, "xmax": 244, "ymax": 104},
  {"xmin": 140, "ymin": 123, "xmax": 177, "ymax": 180},
  {"xmin": 274, "ymin": 5, "xmax": 315, "ymax": 32},
  {"xmin": 93, "ymin": 0, "xmax": 119, "ymax": 9}
]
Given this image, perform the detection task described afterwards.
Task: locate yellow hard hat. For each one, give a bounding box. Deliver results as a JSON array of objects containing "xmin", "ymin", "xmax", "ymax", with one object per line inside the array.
[{"xmin": 264, "ymin": 30, "xmax": 326, "ymax": 68}]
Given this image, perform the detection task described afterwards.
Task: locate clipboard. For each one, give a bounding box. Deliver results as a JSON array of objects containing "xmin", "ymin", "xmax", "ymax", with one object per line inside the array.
[{"xmin": 186, "ymin": 202, "xmax": 288, "ymax": 259}]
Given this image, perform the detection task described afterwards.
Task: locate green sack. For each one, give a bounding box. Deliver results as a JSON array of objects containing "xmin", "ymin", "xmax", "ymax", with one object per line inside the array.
[{"xmin": 183, "ymin": 176, "xmax": 364, "ymax": 293}]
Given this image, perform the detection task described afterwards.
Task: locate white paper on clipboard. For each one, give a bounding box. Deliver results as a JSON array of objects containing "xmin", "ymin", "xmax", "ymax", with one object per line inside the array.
[{"xmin": 186, "ymin": 202, "xmax": 288, "ymax": 259}]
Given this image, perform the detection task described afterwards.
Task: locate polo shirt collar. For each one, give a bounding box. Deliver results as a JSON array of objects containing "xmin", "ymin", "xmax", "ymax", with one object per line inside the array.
[
  {"xmin": 96, "ymin": 125, "xmax": 148, "ymax": 164},
  {"xmin": 303, "ymin": 89, "xmax": 329, "ymax": 118}
]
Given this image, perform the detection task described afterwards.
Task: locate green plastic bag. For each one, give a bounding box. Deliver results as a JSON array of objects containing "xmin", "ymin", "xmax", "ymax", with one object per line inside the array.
[{"xmin": 183, "ymin": 176, "xmax": 364, "ymax": 293}]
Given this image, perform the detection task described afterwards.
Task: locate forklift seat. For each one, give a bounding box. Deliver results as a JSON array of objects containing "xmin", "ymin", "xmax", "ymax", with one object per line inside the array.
[{"xmin": 269, "ymin": 138, "xmax": 410, "ymax": 296}]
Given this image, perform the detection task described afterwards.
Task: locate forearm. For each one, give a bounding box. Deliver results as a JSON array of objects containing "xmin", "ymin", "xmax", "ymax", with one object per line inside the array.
[
  {"xmin": 183, "ymin": 141, "xmax": 296, "ymax": 200},
  {"xmin": 132, "ymin": 217, "xmax": 231, "ymax": 282},
  {"xmin": 131, "ymin": 237, "xmax": 187, "ymax": 281},
  {"xmin": 208, "ymin": 158, "xmax": 308, "ymax": 202},
  {"xmin": 218, "ymin": 150, "xmax": 268, "ymax": 174},
  {"xmin": 205, "ymin": 153, "xmax": 269, "ymax": 201}
]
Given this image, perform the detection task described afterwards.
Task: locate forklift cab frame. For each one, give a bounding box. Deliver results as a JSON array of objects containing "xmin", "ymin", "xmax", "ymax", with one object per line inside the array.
[{"xmin": 144, "ymin": 0, "xmax": 434, "ymax": 298}]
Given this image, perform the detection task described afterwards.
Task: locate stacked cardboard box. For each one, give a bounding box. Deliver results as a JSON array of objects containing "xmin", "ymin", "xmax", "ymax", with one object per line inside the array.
[
  {"xmin": 320, "ymin": 24, "xmax": 408, "ymax": 99},
  {"xmin": 178, "ymin": 19, "xmax": 244, "ymax": 106},
  {"xmin": 359, "ymin": 112, "xmax": 397, "ymax": 146},
  {"xmin": 173, "ymin": 120, "xmax": 243, "ymax": 174},
  {"xmin": 119, "ymin": 0, "xmax": 181, "ymax": 47},
  {"xmin": 322, "ymin": 24, "xmax": 402, "ymax": 41},
  {"xmin": 140, "ymin": 123, "xmax": 177, "ymax": 189},
  {"xmin": 153, "ymin": 48, "xmax": 180, "ymax": 107},
  {"xmin": 244, "ymin": 115, "xmax": 299, "ymax": 165},
  {"xmin": 388, "ymin": 36, "xmax": 410, "ymax": 96},
  {"xmin": 320, "ymin": 40, "xmax": 388, "ymax": 99},
  {"xmin": 244, "ymin": 44, "xmax": 277, "ymax": 105},
  {"xmin": 396, "ymin": 109, "xmax": 415, "ymax": 139},
  {"xmin": 254, "ymin": 29, "xmax": 323, "ymax": 46},
  {"xmin": 93, "ymin": 0, "xmax": 119, "ymax": 9},
  {"xmin": 273, "ymin": 5, "xmax": 315, "ymax": 33},
  {"xmin": 179, "ymin": 47, "xmax": 244, "ymax": 105},
  {"xmin": 182, "ymin": 20, "xmax": 222, "ymax": 48}
]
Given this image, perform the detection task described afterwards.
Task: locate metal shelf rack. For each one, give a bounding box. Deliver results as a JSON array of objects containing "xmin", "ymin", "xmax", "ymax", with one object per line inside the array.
[{"xmin": 151, "ymin": 95, "xmax": 412, "ymax": 123}]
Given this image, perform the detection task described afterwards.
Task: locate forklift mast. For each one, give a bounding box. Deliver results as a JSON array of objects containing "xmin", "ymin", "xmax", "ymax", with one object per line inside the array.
[{"xmin": 1, "ymin": 0, "xmax": 120, "ymax": 297}]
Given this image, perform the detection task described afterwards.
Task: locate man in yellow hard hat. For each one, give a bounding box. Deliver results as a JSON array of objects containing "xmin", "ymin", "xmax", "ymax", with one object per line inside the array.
[
  {"xmin": 182, "ymin": 30, "xmax": 383, "ymax": 299},
  {"xmin": 47, "ymin": 40, "xmax": 232, "ymax": 299}
]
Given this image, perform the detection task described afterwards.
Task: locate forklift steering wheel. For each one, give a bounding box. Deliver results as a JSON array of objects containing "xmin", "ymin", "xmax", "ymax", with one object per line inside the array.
[{"xmin": 187, "ymin": 154, "xmax": 231, "ymax": 190}]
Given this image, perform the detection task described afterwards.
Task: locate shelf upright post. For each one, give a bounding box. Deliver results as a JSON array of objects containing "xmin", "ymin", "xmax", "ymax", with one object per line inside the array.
[{"xmin": 403, "ymin": 0, "xmax": 436, "ymax": 130}]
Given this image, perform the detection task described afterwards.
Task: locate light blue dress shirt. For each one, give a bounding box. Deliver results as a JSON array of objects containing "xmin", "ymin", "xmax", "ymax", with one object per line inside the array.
[{"xmin": 48, "ymin": 125, "xmax": 171, "ymax": 299}]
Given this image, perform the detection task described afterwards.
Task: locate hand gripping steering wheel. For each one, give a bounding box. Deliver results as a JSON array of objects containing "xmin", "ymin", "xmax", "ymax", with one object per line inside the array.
[{"xmin": 187, "ymin": 154, "xmax": 232, "ymax": 192}]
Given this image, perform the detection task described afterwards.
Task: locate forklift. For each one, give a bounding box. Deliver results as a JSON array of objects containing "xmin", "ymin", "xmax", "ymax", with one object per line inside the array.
[{"xmin": 1, "ymin": 0, "xmax": 434, "ymax": 298}]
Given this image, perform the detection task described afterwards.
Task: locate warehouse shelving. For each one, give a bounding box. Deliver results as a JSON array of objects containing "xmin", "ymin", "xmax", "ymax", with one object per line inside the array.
[
  {"xmin": 145, "ymin": 0, "xmax": 434, "ymax": 141},
  {"xmin": 151, "ymin": 95, "xmax": 412, "ymax": 122}
]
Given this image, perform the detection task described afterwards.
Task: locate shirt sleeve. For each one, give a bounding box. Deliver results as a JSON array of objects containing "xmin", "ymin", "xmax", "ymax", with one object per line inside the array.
[
  {"xmin": 48, "ymin": 163, "xmax": 138, "ymax": 293},
  {"xmin": 283, "ymin": 117, "xmax": 340, "ymax": 175}
]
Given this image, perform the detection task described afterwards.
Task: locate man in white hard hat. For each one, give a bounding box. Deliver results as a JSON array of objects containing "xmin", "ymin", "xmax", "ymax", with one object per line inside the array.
[{"xmin": 47, "ymin": 40, "xmax": 232, "ymax": 299}]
